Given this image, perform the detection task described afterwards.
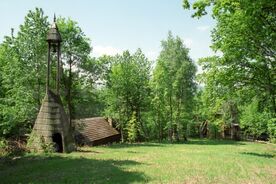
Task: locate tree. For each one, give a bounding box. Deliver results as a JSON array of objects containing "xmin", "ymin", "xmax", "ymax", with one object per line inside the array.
[
  {"xmin": 127, "ymin": 112, "xmax": 139, "ymax": 142},
  {"xmin": 0, "ymin": 8, "xmax": 49, "ymax": 138},
  {"xmin": 240, "ymin": 98, "xmax": 270, "ymax": 139},
  {"xmin": 150, "ymin": 71, "xmax": 167, "ymax": 141},
  {"xmin": 0, "ymin": 9, "xmax": 94, "ymax": 139},
  {"xmin": 57, "ymin": 17, "xmax": 91, "ymax": 124},
  {"xmin": 15, "ymin": 8, "xmax": 49, "ymax": 108},
  {"xmin": 183, "ymin": 0, "xmax": 276, "ymax": 114},
  {"xmin": 183, "ymin": 0, "xmax": 276, "ymax": 141},
  {"xmin": 104, "ymin": 49, "xmax": 151, "ymax": 142},
  {"xmin": 152, "ymin": 32, "xmax": 196, "ymax": 142}
]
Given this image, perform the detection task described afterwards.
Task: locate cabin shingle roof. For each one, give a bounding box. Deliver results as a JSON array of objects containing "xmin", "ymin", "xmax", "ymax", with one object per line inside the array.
[{"xmin": 74, "ymin": 117, "xmax": 120, "ymax": 145}]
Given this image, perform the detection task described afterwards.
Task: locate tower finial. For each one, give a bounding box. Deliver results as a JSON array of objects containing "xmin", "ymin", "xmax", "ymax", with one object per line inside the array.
[{"xmin": 54, "ymin": 14, "xmax": 56, "ymax": 22}]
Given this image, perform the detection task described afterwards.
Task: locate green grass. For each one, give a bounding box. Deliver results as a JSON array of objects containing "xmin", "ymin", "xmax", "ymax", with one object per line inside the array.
[{"xmin": 1, "ymin": 139, "xmax": 275, "ymax": 184}]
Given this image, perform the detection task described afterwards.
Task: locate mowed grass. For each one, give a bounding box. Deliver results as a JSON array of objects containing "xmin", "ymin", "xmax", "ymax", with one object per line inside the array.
[{"xmin": 1, "ymin": 139, "xmax": 275, "ymax": 184}]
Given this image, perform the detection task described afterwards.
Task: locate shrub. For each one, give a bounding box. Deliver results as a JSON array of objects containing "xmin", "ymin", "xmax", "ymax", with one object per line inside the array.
[
  {"xmin": 127, "ymin": 112, "xmax": 139, "ymax": 143},
  {"xmin": 0, "ymin": 138, "xmax": 8, "ymax": 157},
  {"xmin": 0, "ymin": 138, "xmax": 27, "ymax": 157},
  {"xmin": 186, "ymin": 122, "xmax": 200, "ymax": 138},
  {"xmin": 207, "ymin": 123, "xmax": 219, "ymax": 139},
  {"xmin": 240, "ymin": 99, "xmax": 268, "ymax": 139},
  {"xmin": 267, "ymin": 118, "xmax": 276, "ymax": 143}
]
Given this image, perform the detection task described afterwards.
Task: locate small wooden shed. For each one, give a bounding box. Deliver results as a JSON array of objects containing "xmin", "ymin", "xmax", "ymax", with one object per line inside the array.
[{"xmin": 74, "ymin": 117, "xmax": 120, "ymax": 146}]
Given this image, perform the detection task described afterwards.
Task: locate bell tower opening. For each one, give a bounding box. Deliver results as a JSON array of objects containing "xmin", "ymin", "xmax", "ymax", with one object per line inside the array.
[{"xmin": 52, "ymin": 133, "xmax": 63, "ymax": 152}]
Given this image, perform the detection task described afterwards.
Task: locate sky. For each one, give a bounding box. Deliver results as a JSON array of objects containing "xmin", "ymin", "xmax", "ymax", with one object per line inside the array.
[{"xmin": 0, "ymin": 0, "xmax": 215, "ymax": 63}]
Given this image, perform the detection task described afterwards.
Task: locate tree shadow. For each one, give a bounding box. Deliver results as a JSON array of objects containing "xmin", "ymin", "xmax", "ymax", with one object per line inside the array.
[
  {"xmin": 103, "ymin": 142, "xmax": 164, "ymax": 149},
  {"xmin": 240, "ymin": 152, "xmax": 275, "ymax": 158},
  {"xmin": 101, "ymin": 139, "xmax": 245, "ymax": 148},
  {"xmin": 0, "ymin": 154, "xmax": 148, "ymax": 184},
  {"xmin": 76, "ymin": 147, "xmax": 103, "ymax": 154},
  {"xmin": 185, "ymin": 139, "xmax": 246, "ymax": 145}
]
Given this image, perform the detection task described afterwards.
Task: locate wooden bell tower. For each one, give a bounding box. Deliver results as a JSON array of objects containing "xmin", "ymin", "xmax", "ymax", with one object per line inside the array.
[{"xmin": 28, "ymin": 15, "xmax": 75, "ymax": 153}]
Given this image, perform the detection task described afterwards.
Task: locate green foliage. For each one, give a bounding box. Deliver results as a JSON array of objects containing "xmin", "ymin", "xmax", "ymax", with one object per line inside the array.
[
  {"xmin": 104, "ymin": 49, "xmax": 151, "ymax": 142},
  {"xmin": 184, "ymin": 0, "xmax": 276, "ymax": 140},
  {"xmin": 0, "ymin": 8, "xmax": 49, "ymax": 138},
  {"xmin": 186, "ymin": 121, "xmax": 200, "ymax": 138},
  {"xmin": 0, "ymin": 8, "xmax": 97, "ymax": 140},
  {"xmin": 0, "ymin": 138, "xmax": 7, "ymax": 156},
  {"xmin": 151, "ymin": 32, "xmax": 196, "ymax": 141},
  {"xmin": 1, "ymin": 3, "xmax": 275, "ymax": 145},
  {"xmin": 240, "ymin": 98, "xmax": 270, "ymax": 139},
  {"xmin": 207, "ymin": 123, "xmax": 220, "ymax": 139},
  {"xmin": 57, "ymin": 17, "xmax": 92, "ymax": 121},
  {"xmin": 27, "ymin": 132, "xmax": 55, "ymax": 153},
  {"xmin": 0, "ymin": 138, "xmax": 27, "ymax": 157},
  {"xmin": 40, "ymin": 140, "xmax": 55, "ymax": 153},
  {"xmin": 267, "ymin": 118, "xmax": 276, "ymax": 143},
  {"xmin": 127, "ymin": 112, "xmax": 139, "ymax": 143}
]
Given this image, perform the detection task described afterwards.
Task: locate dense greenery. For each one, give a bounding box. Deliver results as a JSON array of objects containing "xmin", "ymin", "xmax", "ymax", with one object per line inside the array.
[
  {"xmin": 0, "ymin": 8, "xmax": 49, "ymax": 138},
  {"xmin": 0, "ymin": 2, "xmax": 275, "ymax": 144},
  {"xmin": 0, "ymin": 9, "xmax": 95, "ymax": 139},
  {"xmin": 103, "ymin": 49, "xmax": 151, "ymax": 142},
  {"xmin": 1, "ymin": 140, "xmax": 275, "ymax": 183},
  {"xmin": 151, "ymin": 32, "xmax": 196, "ymax": 142},
  {"xmin": 183, "ymin": 0, "xmax": 276, "ymax": 142}
]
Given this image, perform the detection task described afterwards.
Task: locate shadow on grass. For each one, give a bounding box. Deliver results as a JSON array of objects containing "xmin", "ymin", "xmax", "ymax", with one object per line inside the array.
[
  {"xmin": 186, "ymin": 139, "xmax": 245, "ymax": 146},
  {"xmin": 241, "ymin": 152, "xmax": 275, "ymax": 158},
  {"xmin": 100, "ymin": 139, "xmax": 245, "ymax": 148},
  {"xmin": 0, "ymin": 154, "xmax": 148, "ymax": 184},
  {"xmin": 103, "ymin": 142, "xmax": 164, "ymax": 149},
  {"xmin": 76, "ymin": 149, "xmax": 102, "ymax": 154}
]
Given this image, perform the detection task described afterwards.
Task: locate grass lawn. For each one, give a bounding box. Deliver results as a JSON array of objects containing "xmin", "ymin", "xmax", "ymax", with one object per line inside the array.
[{"xmin": 0, "ymin": 139, "xmax": 275, "ymax": 184}]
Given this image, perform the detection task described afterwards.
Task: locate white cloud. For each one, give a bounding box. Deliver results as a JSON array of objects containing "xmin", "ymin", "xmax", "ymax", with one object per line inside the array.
[
  {"xmin": 93, "ymin": 45, "xmax": 123, "ymax": 57},
  {"xmin": 146, "ymin": 51, "xmax": 159, "ymax": 61},
  {"xmin": 183, "ymin": 38, "xmax": 193, "ymax": 48},
  {"xmin": 196, "ymin": 26, "xmax": 210, "ymax": 31},
  {"xmin": 93, "ymin": 45, "xmax": 160, "ymax": 61}
]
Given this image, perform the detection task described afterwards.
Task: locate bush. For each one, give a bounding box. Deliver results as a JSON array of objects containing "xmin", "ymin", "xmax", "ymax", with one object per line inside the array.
[
  {"xmin": 27, "ymin": 132, "xmax": 55, "ymax": 153},
  {"xmin": 0, "ymin": 138, "xmax": 8, "ymax": 157},
  {"xmin": 207, "ymin": 123, "xmax": 220, "ymax": 139},
  {"xmin": 240, "ymin": 99, "xmax": 269, "ymax": 139},
  {"xmin": 0, "ymin": 138, "xmax": 27, "ymax": 157},
  {"xmin": 127, "ymin": 112, "xmax": 139, "ymax": 143},
  {"xmin": 186, "ymin": 122, "xmax": 200, "ymax": 138},
  {"xmin": 267, "ymin": 118, "xmax": 276, "ymax": 143}
]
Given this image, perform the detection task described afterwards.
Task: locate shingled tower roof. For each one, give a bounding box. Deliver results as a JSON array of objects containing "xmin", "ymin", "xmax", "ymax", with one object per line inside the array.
[
  {"xmin": 46, "ymin": 14, "xmax": 62, "ymax": 43},
  {"xmin": 28, "ymin": 90, "xmax": 75, "ymax": 152}
]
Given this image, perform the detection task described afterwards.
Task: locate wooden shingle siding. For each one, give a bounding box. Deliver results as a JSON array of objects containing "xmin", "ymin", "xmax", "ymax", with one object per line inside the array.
[{"xmin": 28, "ymin": 90, "xmax": 75, "ymax": 153}]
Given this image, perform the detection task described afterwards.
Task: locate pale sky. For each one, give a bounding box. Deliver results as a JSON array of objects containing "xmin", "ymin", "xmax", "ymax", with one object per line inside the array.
[{"xmin": 0, "ymin": 0, "xmax": 216, "ymax": 63}]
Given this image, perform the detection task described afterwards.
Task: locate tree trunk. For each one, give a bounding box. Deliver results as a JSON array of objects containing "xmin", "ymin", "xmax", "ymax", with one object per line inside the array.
[
  {"xmin": 174, "ymin": 97, "xmax": 181, "ymax": 142},
  {"xmin": 120, "ymin": 123, "xmax": 124, "ymax": 143},
  {"xmin": 137, "ymin": 107, "xmax": 149, "ymax": 140},
  {"xmin": 264, "ymin": 62, "xmax": 276, "ymax": 114},
  {"xmin": 169, "ymin": 94, "xmax": 173, "ymax": 142},
  {"xmin": 36, "ymin": 56, "xmax": 41, "ymax": 109},
  {"xmin": 68, "ymin": 59, "xmax": 72, "ymax": 127},
  {"xmin": 157, "ymin": 108, "xmax": 161, "ymax": 142}
]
